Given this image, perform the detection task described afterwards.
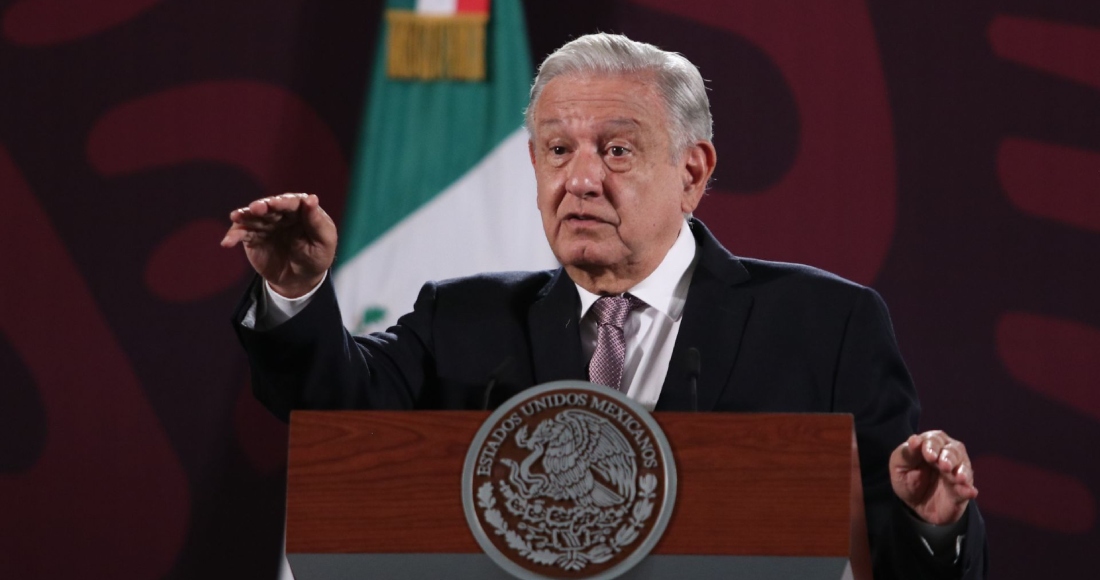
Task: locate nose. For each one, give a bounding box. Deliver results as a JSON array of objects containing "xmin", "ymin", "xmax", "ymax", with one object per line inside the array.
[{"xmin": 564, "ymin": 149, "xmax": 605, "ymax": 198}]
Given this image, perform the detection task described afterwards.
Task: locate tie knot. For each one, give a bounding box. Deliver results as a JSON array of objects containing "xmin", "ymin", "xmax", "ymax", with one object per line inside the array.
[{"xmin": 591, "ymin": 294, "xmax": 644, "ymax": 329}]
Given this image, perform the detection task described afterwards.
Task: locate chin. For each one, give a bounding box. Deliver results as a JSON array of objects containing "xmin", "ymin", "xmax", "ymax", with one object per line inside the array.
[
  {"xmin": 558, "ymin": 247, "xmax": 620, "ymax": 270},
  {"xmin": 553, "ymin": 232, "xmax": 629, "ymax": 264}
]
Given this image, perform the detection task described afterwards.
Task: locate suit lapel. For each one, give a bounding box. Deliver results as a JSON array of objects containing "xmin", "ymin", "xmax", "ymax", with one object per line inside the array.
[
  {"xmin": 528, "ymin": 268, "xmax": 586, "ymax": 384},
  {"xmin": 656, "ymin": 220, "xmax": 753, "ymax": 411}
]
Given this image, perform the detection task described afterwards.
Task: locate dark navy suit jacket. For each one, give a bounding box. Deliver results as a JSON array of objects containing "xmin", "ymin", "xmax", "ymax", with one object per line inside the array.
[{"xmin": 234, "ymin": 219, "xmax": 986, "ymax": 579}]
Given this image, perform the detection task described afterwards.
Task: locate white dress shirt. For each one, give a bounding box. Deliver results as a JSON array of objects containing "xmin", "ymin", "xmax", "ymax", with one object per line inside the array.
[
  {"xmin": 242, "ymin": 272, "xmax": 327, "ymax": 331},
  {"xmin": 575, "ymin": 218, "xmax": 698, "ymax": 410}
]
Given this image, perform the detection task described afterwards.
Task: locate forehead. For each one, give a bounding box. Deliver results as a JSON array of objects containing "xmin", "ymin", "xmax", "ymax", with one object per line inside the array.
[{"xmin": 533, "ymin": 73, "xmax": 668, "ymax": 134}]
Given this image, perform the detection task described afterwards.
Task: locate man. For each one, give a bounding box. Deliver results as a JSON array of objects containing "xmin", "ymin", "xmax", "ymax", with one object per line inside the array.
[{"xmin": 223, "ymin": 34, "xmax": 986, "ymax": 579}]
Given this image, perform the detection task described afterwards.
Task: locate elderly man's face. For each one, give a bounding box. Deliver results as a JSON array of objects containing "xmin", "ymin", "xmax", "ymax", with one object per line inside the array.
[{"xmin": 529, "ymin": 73, "xmax": 712, "ymax": 293}]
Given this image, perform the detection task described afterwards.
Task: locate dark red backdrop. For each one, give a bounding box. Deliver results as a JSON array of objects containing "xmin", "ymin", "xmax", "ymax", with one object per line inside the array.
[{"xmin": 1, "ymin": 0, "xmax": 1097, "ymax": 578}]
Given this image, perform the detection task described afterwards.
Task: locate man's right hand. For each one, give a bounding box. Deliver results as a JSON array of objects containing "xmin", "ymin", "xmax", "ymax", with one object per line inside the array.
[{"xmin": 220, "ymin": 193, "xmax": 337, "ymax": 298}]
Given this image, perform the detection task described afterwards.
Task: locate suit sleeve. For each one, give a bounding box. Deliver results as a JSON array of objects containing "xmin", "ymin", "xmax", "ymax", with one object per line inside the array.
[
  {"xmin": 833, "ymin": 287, "xmax": 987, "ymax": 580},
  {"xmin": 231, "ymin": 274, "xmax": 440, "ymax": 421}
]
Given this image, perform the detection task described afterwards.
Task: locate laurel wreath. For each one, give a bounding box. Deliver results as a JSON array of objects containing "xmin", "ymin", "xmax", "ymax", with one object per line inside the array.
[{"xmin": 477, "ymin": 474, "xmax": 658, "ymax": 571}]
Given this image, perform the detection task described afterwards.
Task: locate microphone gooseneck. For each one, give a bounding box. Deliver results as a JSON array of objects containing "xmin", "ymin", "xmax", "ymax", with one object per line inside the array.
[
  {"xmin": 482, "ymin": 357, "xmax": 515, "ymax": 411},
  {"xmin": 686, "ymin": 347, "xmax": 701, "ymax": 412}
]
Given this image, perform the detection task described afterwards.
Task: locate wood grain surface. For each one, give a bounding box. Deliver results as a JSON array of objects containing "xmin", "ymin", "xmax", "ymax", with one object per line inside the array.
[{"xmin": 287, "ymin": 411, "xmax": 864, "ymax": 560}]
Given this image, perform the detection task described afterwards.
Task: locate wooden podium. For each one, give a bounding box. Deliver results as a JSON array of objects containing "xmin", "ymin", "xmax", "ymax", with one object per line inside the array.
[{"xmin": 286, "ymin": 411, "xmax": 872, "ymax": 580}]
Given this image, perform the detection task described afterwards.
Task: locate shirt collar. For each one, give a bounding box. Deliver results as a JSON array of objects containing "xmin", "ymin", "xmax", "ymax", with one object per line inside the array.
[{"xmin": 575, "ymin": 218, "xmax": 699, "ymax": 321}]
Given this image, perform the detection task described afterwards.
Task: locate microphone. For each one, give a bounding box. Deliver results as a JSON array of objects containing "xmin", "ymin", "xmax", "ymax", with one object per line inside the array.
[
  {"xmin": 482, "ymin": 357, "xmax": 515, "ymax": 411},
  {"xmin": 686, "ymin": 347, "xmax": 701, "ymax": 412}
]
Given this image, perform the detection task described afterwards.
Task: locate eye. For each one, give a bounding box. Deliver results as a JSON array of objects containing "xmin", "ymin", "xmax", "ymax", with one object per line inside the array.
[
  {"xmin": 607, "ymin": 145, "xmax": 629, "ymax": 157},
  {"xmin": 550, "ymin": 145, "xmax": 568, "ymax": 155}
]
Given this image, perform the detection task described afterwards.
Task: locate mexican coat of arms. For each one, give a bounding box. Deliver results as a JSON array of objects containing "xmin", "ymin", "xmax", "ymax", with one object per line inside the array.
[{"xmin": 463, "ymin": 381, "xmax": 677, "ymax": 580}]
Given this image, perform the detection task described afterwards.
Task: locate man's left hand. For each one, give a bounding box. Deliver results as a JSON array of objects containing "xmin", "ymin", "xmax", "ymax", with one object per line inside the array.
[{"xmin": 890, "ymin": 430, "xmax": 979, "ymax": 525}]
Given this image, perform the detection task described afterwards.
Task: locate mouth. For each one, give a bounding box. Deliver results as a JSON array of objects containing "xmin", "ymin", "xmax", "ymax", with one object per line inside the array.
[{"xmin": 563, "ymin": 213, "xmax": 610, "ymax": 226}]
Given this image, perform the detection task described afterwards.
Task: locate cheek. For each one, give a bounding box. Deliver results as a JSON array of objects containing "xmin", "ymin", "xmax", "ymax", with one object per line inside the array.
[
  {"xmin": 536, "ymin": 190, "xmax": 562, "ymax": 237},
  {"xmin": 621, "ymin": 188, "xmax": 681, "ymax": 232},
  {"xmin": 535, "ymin": 175, "xmax": 565, "ymax": 212},
  {"xmin": 535, "ymin": 187, "xmax": 555, "ymax": 214}
]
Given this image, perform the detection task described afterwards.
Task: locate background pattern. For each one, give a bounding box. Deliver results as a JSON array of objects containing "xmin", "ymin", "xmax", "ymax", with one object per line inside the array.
[{"xmin": 1, "ymin": 0, "xmax": 1097, "ymax": 578}]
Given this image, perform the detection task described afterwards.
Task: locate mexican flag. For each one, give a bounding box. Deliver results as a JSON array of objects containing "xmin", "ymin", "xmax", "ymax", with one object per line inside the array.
[{"xmin": 333, "ymin": 0, "xmax": 557, "ymax": 333}]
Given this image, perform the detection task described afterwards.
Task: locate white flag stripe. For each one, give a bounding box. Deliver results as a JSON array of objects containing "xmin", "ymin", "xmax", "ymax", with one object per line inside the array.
[
  {"xmin": 334, "ymin": 128, "xmax": 558, "ymax": 332},
  {"xmin": 415, "ymin": 0, "xmax": 458, "ymax": 15}
]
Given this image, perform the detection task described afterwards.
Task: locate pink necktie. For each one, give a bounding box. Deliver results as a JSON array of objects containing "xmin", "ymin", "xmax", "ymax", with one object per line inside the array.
[{"xmin": 588, "ymin": 294, "xmax": 644, "ymax": 392}]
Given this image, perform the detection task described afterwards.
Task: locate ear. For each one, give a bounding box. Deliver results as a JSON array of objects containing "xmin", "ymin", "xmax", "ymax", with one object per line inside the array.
[
  {"xmin": 528, "ymin": 139, "xmax": 536, "ymax": 167},
  {"xmin": 680, "ymin": 140, "xmax": 717, "ymax": 213}
]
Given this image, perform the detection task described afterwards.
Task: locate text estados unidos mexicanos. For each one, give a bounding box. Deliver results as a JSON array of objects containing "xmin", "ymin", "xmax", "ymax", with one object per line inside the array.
[{"xmin": 475, "ymin": 391, "xmax": 660, "ymax": 477}]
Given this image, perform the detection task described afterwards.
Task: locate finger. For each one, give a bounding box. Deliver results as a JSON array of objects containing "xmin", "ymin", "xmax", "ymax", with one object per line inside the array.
[
  {"xmin": 241, "ymin": 209, "xmax": 290, "ymax": 224},
  {"xmin": 220, "ymin": 225, "xmax": 244, "ymax": 247},
  {"xmin": 231, "ymin": 211, "xmax": 295, "ymax": 233},
  {"xmin": 264, "ymin": 192, "xmax": 309, "ymax": 214},
  {"xmin": 239, "ymin": 229, "xmax": 274, "ymax": 248},
  {"xmin": 947, "ymin": 438, "xmax": 970, "ymax": 467},
  {"xmin": 301, "ymin": 194, "xmax": 333, "ymax": 235},
  {"xmin": 227, "ymin": 199, "xmax": 271, "ymax": 223},
  {"xmin": 250, "ymin": 197, "xmax": 275, "ymax": 216},
  {"xmin": 952, "ymin": 462, "xmax": 974, "ymax": 488},
  {"xmin": 952, "ymin": 463, "xmax": 980, "ymax": 500},
  {"xmin": 229, "ymin": 206, "xmax": 248, "ymax": 221},
  {"xmin": 222, "ymin": 207, "xmax": 293, "ymax": 244},
  {"xmin": 935, "ymin": 440, "xmax": 969, "ymax": 471},
  {"xmin": 932, "ymin": 438, "xmax": 979, "ymax": 502},
  {"xmin": 228, "ymin": 214, "xmax": 284, "ymax": 233},
  {"xmin": 242, "ymin": 195, "xmax": 297, "ymax": 218},
  {"xmin": 890, "ymin": 435, "xmax": 929, "ymax": 475},
  {"xmin": 229, "ymin": 193, "xmax": 308, "ymax": 221},
  {"xmin": 947, "ymin": 446, "xmax": 976, "ymax": 487},
  {"xmin": 920, "ymin": 430, "xmax": 950, "ymax": 464},
  {"xmin": 220, "ymin": 223, "xmax": 270, "ymax": 248}
]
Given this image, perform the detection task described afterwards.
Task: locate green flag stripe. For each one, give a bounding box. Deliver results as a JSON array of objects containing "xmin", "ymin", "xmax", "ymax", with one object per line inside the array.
[{"xmin": 338, "ymin": 0, "xmax": 533, "ymax": 261}]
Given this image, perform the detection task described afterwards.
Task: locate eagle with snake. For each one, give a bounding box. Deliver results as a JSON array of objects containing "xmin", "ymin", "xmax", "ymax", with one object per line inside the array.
[{"xmin": 501, "ymin": 409, "xmax": 637, "ymax": 508}]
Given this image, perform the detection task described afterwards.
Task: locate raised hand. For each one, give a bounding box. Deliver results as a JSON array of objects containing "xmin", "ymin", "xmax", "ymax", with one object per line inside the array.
[
  {"xmin": 890, "ymin": 430, "xmax": 979, "ymax": 525},
  {"xmin": 220, "ymin": 193, "xmax": 337, "ymax": 298}
]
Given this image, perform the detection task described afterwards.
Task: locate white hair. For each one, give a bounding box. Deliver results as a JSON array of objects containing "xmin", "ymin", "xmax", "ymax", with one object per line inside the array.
[{"xmin": 524, "ymin": 33, "xmax": 713, "ymax": 154}]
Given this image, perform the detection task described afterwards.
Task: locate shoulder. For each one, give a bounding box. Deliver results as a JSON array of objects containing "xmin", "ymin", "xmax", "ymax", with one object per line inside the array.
[
  {"xmin": 691, "ymin": 218, "xmax": 880, "ymax": 314},
  {"xmin": 738, "ymin": 258, "xmax": 866, "ymax": 293},
  {"xmin": 432, "ymin": 270, "xmax": 556, "ymax": 294},
  {"xmin": 422, "ymin": 270, "xmax": 559, "ymax": 311},
  {"xmin": 732, "ymin": 258, "xmax": 883, "ymax": 318},
  {"xmin": 691, "ymin": 218, "xmax": 873, "ymax": 299}
]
